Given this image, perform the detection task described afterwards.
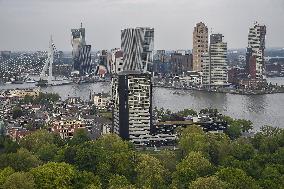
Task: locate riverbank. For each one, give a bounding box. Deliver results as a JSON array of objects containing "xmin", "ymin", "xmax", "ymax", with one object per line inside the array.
[{"xmin": 153, "ymin": 84, "xmax": 284, "ymax": 95}]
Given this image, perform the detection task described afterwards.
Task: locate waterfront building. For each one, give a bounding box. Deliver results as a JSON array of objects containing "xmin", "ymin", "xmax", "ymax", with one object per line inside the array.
[
  {"xmin": 121, "ymin": 27, "xmax": 154, "ymax": 73},
  {"xmin": 202, "ymin": 34, "xmax": 228, "ymax": 87},
  {"xmin": 246, "ymin": 22, "xmax": 266, "ymax": 80},
  {"xmin": 112, "ymin": 71, "xmax": 153, "ymax": 146},
  {"xmin": 179, "ymin": 71, "xmax": 202, "ymax": 87},
  {"xmin": 171, "ymin": 53, "xmax": 193, "ymax": 75},
  {"xmin": 71, "ymin": 23, "xmax": 92, "ymax": 75},
  {"xmin": 192, "ymin": 22, "xmax": 209, "ymax": 72}
]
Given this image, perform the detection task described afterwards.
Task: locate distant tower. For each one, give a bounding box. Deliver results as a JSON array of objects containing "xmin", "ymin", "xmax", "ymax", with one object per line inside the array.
[
  {"xmin": 71, "ymin": 23, "xmax": 92, "ymax": 75},
  {"xmin": 40, "ymin": 36, "xmax": 56, "ymax": 83},
  {"xmin": 193, "ymin": 22, "xmax": 209, "ymax": 72},
  {"xmin": 202, "ymin": 34, "xmax": 228, "ymax": 87},
  {"xmin": 246, "ymin": 22, "xmax": 266, "ymax": 79},
  {"xmin": 121, "ymin": 27, "xmax": 154, "ymax": 73}
]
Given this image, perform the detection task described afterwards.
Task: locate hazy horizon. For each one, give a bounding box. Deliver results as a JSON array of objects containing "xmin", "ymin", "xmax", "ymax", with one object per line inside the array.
[{"xmin": 0, "ymin": 0, "xmax": 284, "ymax": 51}]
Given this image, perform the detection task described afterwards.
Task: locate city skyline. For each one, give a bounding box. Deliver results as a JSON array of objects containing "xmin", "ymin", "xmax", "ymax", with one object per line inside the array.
[{"xmin": 0, "ymin": 0, "xmax": 284, "ymax": 51}]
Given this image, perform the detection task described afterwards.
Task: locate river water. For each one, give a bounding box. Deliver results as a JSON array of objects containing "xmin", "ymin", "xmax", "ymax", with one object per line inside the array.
[{"xmin": 1, "ymin": 77, "xmax": 283, "ymax": 130}]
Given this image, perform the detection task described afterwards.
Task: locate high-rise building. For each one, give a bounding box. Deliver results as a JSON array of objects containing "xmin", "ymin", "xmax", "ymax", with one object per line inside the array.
[
  {"xmin": 121, "ymin": 27, "xmax": 154, "ymax": 73},
  {"xmin": 112, "ymin": 71, "xmax": 153, "ymax": 146},
  {"xmin": 193, "ymin": 22, "xmax": 209, "ymax": 72},
  {"xmin": 112, "ymin": 27, "xmax": 154, "ymax": 146},
  {"xmin": 246, "ymin": 22, "xmax": 266, "ymax": 79},
  {"xmin": 202, "ymin": 34, "xmax": 228, "ymax": 87},
  {"xmin": 71, "ymin": 23, "xmax": 92, "ymax": 75}
]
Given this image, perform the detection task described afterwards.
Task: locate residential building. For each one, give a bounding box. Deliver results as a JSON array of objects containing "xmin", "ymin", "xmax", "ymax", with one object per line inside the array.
[
  {"xmin": 246, "ymin": 22, "xmax": 266, "ymax": 79},
  {"xmin": 193, "ymin": 22, "xmax": 209, "ymax": 72},
  {"xmin": 9, "ymin": 88, "xmax": 40, "ymax": 98},
  {"xmin": 112, "ymin": 71, "xmax": 153, "ymax": 146},
  {"xmin": 202, "ymin": 34, "xmax": 228, "ymax": 87},
  {"xmin": 92, "ymin": 93, "xmax": 111, "ymax": 110},
  {"xmin": 51, "ymin": 120, "xmax": 86, "ymax": 140}
]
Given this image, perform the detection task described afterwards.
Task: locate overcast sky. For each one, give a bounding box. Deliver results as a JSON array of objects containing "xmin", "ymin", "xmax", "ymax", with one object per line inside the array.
[{"xmin": 0, "ymin": 0, "xmax": 283, "ymax": 51}]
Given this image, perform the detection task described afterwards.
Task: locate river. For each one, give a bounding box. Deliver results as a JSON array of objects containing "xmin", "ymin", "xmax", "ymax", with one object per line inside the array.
[{"xmin": 1, "ymin": 77, "xmax": 283, "ymax": 130}]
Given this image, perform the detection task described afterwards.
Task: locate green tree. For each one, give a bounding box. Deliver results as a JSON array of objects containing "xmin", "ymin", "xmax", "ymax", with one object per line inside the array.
[
  {"xmin": 30, "ymin": 162, "xmax": 75, "ymax": 189},
  {"xmin": 225, "ymin": 123, "xmax": 242, "ymax": 140},
  {"xmin": 189, "ymin": 176, "xmax": 228, "ymax": 189},
  {"xmin": 0, "ymin": 136, "xmax": 19, "ymax": 153},
  {"xmin": 252, "ymin": 126, "xmax": 283, "ymax": 154},
  {"xmin": 71, "ymin": 134, "xmax": 135, "ymax": 187},
  {"xmin": 20, "ymin": 130, "xmax": 62, "ymax": 154},
  {"xmin": 36, "ymin": 143, "xmax": 59, "ymax": 162},
  {"xmin": 68, "ymin": 129, "xmax": 91, "ymax": 146},
  {"xmin": 206, "ymin": 133, "xmax": 230, "ymax": 165},
  {"xmin": 258, "ymin": 165, "xmax": 284, "ymax": 189},
  {"xmin": 1, "ymin": 172, "xmax": 35, "ymax": 189},
  {"xmin": 172, "ymin": 152, "xmax": 214, "ymax": 189},
  {"xmin": 216, "ymin": 168, "xmax": 261, "ymax": 189},
  {"xmin": 0, "ymin": 148, "xmax": 41, "ymax": 171},
  {"xmin": 236, "ymin": 119, "xmax": 253, "ymax": 132},
  {"xmin": 73, "ymin": 170, "xmax": 102, "ymax": 189},
  {"xmin": 108, "ymin": 174, "xmax": 135, "ymax": 189},
  {"xmin": 229, "ymin": 138, "xmax": 255, "ymax": 161},
  {"xmin": 0, "ymin": 167, "xmax": 15, "ymax": 185},
  {"xmin": 12, "ymin": 107, "xmax": 23, "ymax": 119},
  {"xmin": 136, "ymin": 154, "xmax": 167, "ymax": 189},
  {"xmin": 177, "ymin": 109, "xmax": 197, "ymax": 117},
  {"xmin": 178, "ymin": 125, "xmax": 209, "ymax": 157}
]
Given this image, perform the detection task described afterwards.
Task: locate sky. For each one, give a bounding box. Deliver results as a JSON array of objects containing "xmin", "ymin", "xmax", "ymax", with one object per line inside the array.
[{"xmin": 0, "ymin": 0, "xmax": 284, "ymax": 51}]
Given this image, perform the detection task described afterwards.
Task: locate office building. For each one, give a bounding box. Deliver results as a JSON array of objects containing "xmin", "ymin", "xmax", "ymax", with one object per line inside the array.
[
  {"xmin": 202, "ymin": 34, "xmax": 228, "ymax": 87},
  {"xmin": 246, "ymin": 22, "xmax": 266, "ymax": 79},
  {"xmin": 193, "ymin": 22, "xmax": 209, "ymax": 72},
  {"xmin": 71, "ymin": 23, "xmax": 92, "ymax": 75},
  {"xmin": 121, "ymin": 27, "xmax": 154, "ymax": 73}
]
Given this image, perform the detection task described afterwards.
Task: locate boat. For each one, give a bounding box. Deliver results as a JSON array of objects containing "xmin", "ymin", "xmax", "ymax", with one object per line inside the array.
[
  {"xmin": 26, "ymin": 79, "xmax": 36, "ymax": 83},
  {"xmin": 36, "ymin": 79, "xmax": 48, "ymax": 87},
  {"xmin": 12, "ymin": 81, "xmax": 24, "ymax": 84}
]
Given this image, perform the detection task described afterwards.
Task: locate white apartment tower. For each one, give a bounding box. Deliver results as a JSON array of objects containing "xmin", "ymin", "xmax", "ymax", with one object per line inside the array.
[{"xmin": 202, "ymin": 34, "xmax": 228, "ymax": 87}]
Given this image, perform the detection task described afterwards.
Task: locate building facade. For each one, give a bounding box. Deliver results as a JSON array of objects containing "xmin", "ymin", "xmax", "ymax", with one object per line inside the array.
[
  {"xmin": 193, "ymin": 22, "xmax": 209, "ymax": 72},
  {"xmin": 108, "ymin": 48, "xmax": 124, "ymax": 74},
  {"xmin": 71, "ymin": 23, "xmax": 92, "ymax": 75},
  {"xmin": 171, "ymin": 53, "xmax": 193, "ymax": 75},
  {"xmin": 246, "ymin": 22, "xmax": 266, "ymax": 80},
  {"xmin": 112, "ymin": 71, "xmax": 153, "ymax": 146},
  {"xmin": 202, "ymin": 34, "xmax": 228, "ymax": 87},
  {"xmin": 121, "ymin": 27, "xmax": 154, "ymax": 73}
]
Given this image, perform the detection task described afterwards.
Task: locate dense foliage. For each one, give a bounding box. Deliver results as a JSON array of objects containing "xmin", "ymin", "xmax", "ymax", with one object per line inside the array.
[{"xmin": 0, "ymin": 122, "xmax": 283, "ymax": 188}]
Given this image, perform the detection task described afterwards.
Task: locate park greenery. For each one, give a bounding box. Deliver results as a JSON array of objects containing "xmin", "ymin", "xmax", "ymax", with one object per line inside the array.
[{"xmin": 0, "ymin": 107, "xmax": 283, "ymax": 188}]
